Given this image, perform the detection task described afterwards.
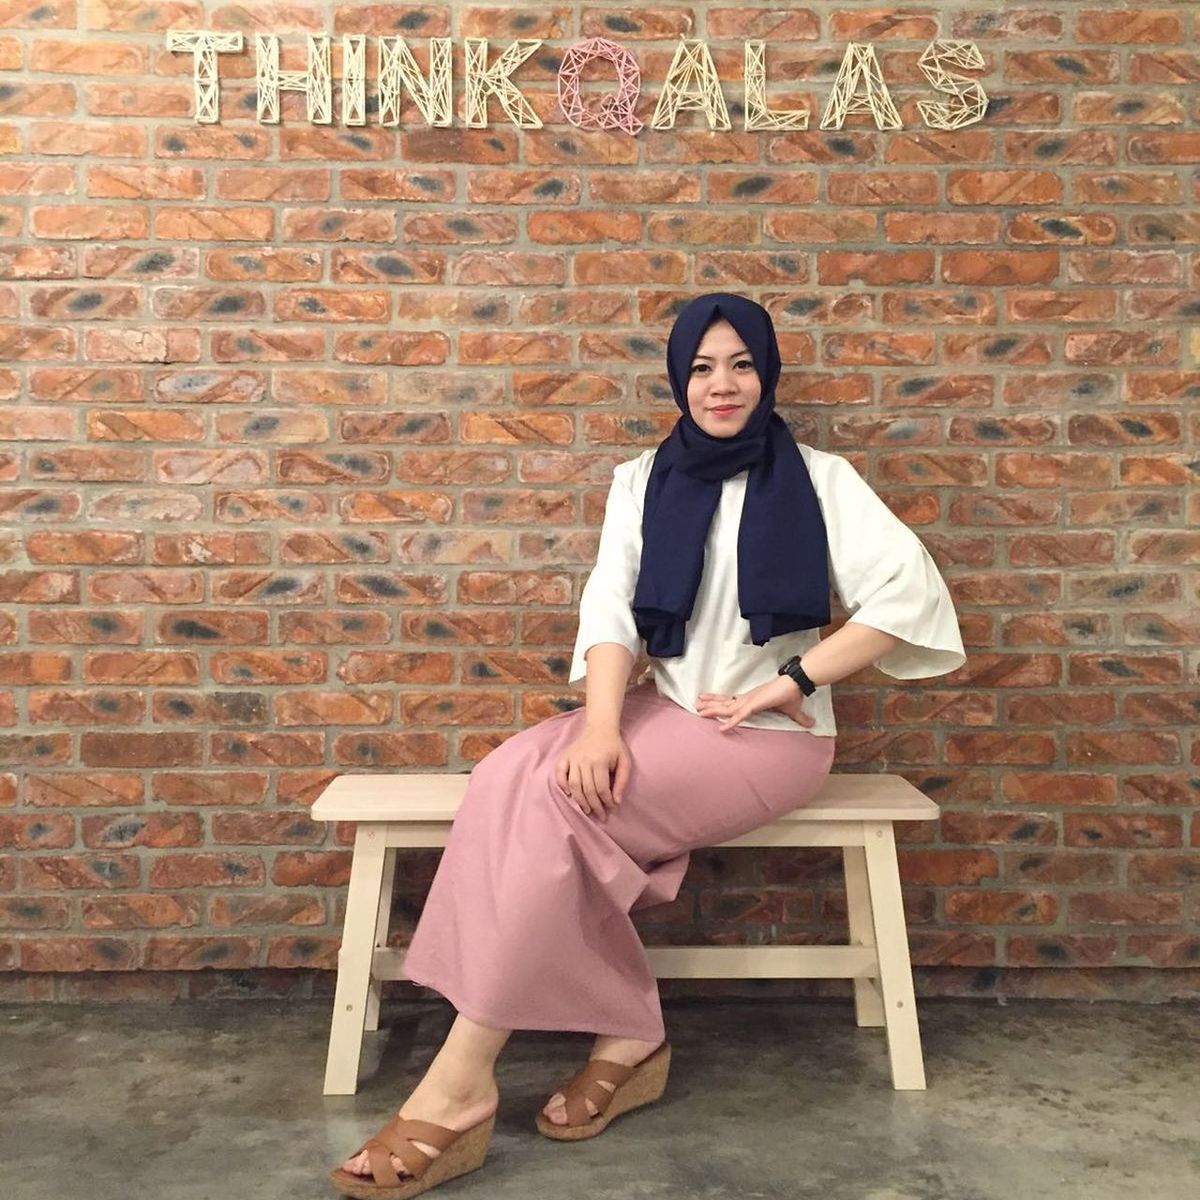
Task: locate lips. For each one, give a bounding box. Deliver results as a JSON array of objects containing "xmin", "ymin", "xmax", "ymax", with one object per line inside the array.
[{"xmin": 709, "ymin": 405, "xmax": 740, "ymax": 414}]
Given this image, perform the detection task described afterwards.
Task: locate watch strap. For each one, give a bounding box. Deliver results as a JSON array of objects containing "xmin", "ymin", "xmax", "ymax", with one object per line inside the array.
[{"xmin": 777, "ymin": 654, "xmax": 818, "ymax": 697}]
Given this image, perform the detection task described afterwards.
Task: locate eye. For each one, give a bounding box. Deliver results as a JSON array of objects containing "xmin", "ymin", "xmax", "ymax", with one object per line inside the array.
[
  {"xmin": 735, "ymin": 359, "xmax": 754, "ymax": 370},
  {"xmin": 689, "ymin": 363, "xmax": 708, "ymax": 374}
]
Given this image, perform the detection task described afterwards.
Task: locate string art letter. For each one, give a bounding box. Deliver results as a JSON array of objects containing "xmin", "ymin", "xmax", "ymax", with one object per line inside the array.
[
  {"xmin": 819, "ymin": 42, "xmax": 902, "ymax": 130},
  {"xmin": 378, "ymin": 36, "xmax": 453, "ymax": 126},
  {"xmin": 256, "ymin": 34, "xmax": 333, "ymax": 124},
  {"xmin": 342, "ymin": 34, "xmax": 366, "ymax": 125},
  {"xmin": 743, "ymin": 40, "xmax": 808, "ymax": 131},
  {"xmin": 167, "ymin": 30, "xmax": 243, "ymax": 124},
  {"xmin": 557, "ymin": 37, "xmax": 643, "ymax": 134},
  {"xmin": 463, "ymin": 38, "xmax": 543, "ymax": 129},
  {"xmin": 917, "ymin": 40, "xmax": 987, "ymax": 129},
  {"xmin": 651, "ymin": 38, "xmax": 731, "ymax": 131}
]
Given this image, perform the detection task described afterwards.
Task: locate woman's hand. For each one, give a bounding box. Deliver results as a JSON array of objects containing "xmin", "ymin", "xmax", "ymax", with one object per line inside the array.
[
  {"xmin": 697, "ymin": 676, "xmax": 816, "ymax": 733},
  {"xmin": 554, "ymin": 727, "xmax": 630, "ymax": 822}
]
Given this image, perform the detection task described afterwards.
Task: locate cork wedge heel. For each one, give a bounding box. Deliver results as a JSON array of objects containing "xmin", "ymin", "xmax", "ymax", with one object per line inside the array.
[
  {"xmin": 329, "ymin": 1112, "xmax": 495, "ymax": 1200},
  {"xmin": 535, "ymin": 1042, "xmax": 671, "ymax": 1141}
]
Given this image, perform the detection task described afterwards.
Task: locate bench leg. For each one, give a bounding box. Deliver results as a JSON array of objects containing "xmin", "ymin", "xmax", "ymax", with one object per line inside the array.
[
  {"xmin": 843, "ymin": 842, "xmax": 885, "ymax": 1028},
  {"xmin": 364, "ymin": 847, "xmax": 397, "ymax": 1033},
  {"xmin": 324, "ymin": 825, "xmax": 388, "ymax": 1096},
  {"xmin": 863, "ymin": 821, "xmax": 927, "ymax": 1091}
]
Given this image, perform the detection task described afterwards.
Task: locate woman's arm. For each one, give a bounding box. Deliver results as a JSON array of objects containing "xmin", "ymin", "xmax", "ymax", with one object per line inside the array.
[
  {"xmin": 798, "ymin": 621, "xmax": 902, "ymax": 688},
  {"xmin": 700, "ymin": 621, "xmax": 905, "ymax": 732},
  {"xmin": 582, "ymin": 641, "xmax": 635, "ymax": 733},
  {"xmin": 815, "ymin": 451, "xmax": 966, "ymax": 679}
]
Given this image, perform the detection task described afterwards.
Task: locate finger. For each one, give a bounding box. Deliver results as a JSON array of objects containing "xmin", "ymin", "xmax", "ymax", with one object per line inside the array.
[
  {"xmin": 566, "ymin": 763, "xmax": 590, "ymax": 813},
  {"xmin": 589, "ymin": 766, "xmax": 611, "ymax": 818},
  {"xmin": 594, "ymin": 763, "xmax": 614, "ymax": 808},
  {"xmin": 580, "ymin": 769, "xmax": 602, "ymax": 816},
  {"xmin": 719, "ymin": 705, "xmax": 747, "ymax": 732},
  {"xmin": 611, "ymin": 755, "xmax": 629, "ymax": 805}
]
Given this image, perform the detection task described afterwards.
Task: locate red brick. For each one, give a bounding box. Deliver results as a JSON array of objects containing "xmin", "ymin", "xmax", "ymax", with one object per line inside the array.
[
  {"xmin": 156, "ymin": 125, "xmax": 269, "ymax": 160},
  {"xmin": 80, "ymin": 731, "xmax": 202, "ymax": 768},
  {"xmin": 1075, "ymin": 10, "xmax": 1183, "ymax": 44},
  {"xmin": 341, "ymin": 168, "xmax": 455, "ymax": 201},
  {"xmin": 155, "ymin": 207, "xmax": 273, "ymax": 241},
  {"xmin": 31, "ymin": 205, "xmax": 148, "ymax": 239},
  {"xmin": 87, "ymin": 165, "xmax": 204, "ymax": 200},
  {"xmin": 31, "ymin": 37, "xmax": 146, "ymax": 73},
  {"xmin": 29, "ymin": 120, "xmax": 145, "ymax": 157},
  {"xmin": 274, "ymin": 288, "xmax": 389, "ymax": 323},
  {"xmin": 1005, "ymin": 51, "xmax": 1119, "ymax": 85},
  {"xmin": 281, "ymin": 207, "xmax": 396, "ymax": 242},
  {"xmin": 0, "ymin": 81, "xmax": 75, "ymax": 115},
  {"xmin": 1129, "ymin": 52, "xmax": 1200, "ymax": 85},
  {"xmin": 574, "ymin": 250, "xmax": 686, "ymax": 284},
  {"xmin": 947, "ymin": 170, "xmax": 1062, "ymax": 205},
  {"xmin": 215, "ymin": 167, "xmax": 330, "ymax": 201},
  {"xmin": 20, "ymin": 937, "xmax": 138, "ymax": 971},
  {"xmin": 29, "ymin": 285, "xmax": 141, "ymax": 320},
  {"xmin": 206, "ymin": 248, "xmax": 322, "ymax": 282},
  {"xmin": 87, "ymin": 2, "xmax": 202, "ymax": 31},
  {"xmin": 0, "ymin": 246, "xmax": 76, "ymax": 279},
  {"xmin": 0, "ymin": 163, "xmax": 75, "ymax": 194},
  {"xmin": 84, "ymin": 327, "xmax": 200, "ymax": 363}
]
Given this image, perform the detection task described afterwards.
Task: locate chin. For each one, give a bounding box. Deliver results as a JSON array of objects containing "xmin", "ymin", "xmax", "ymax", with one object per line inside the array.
[{"xmin": 704, "ymin": 418, "xmax": 747, "ymax": 438}]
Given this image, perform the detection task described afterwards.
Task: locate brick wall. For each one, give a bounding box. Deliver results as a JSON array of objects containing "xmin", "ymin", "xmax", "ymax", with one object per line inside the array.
[{"xmin": 1, "ymin": 2, "xmax": 1198, "ymax": 1002}]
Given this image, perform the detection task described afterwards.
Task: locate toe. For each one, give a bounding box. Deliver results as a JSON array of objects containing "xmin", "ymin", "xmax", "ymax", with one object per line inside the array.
[
  {"xmin": 544, "ymin": 1091, "xmax": 567, "ymax": 1124},
  {"xmin": 340, "ymin": 1149, "xmax": 412, "ymax": 1181},
  {"xmin": 340, "ymin": 1150, "xmax": 367, "ymax": 1175}
]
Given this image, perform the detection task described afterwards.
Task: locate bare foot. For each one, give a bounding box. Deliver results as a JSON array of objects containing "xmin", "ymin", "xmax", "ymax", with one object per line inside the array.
[
  {"xmin": 341, "ymin": 1076, "xmax": 498, "ymax": 1181},
  {"xmin": 541, "ymin": 1036, "xmax": 662, "ymax": 1126}
]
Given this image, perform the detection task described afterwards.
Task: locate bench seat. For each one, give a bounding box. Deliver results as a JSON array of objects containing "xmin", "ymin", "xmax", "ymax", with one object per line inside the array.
[{"xmin": 312, "ymin": 771, "xmax": 937, "ymax": 1095}]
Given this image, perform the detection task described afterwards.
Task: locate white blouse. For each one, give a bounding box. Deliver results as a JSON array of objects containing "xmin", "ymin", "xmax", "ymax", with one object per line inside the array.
[{"xmin": 567, "ymin": 441, "xmax": 967, "ymax": 737}]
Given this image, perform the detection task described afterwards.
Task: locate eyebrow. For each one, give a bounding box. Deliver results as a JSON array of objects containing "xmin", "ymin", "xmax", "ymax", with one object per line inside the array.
[{"xmin": 691, "ymin": 348, "xmax": 751, "ymax": 361}]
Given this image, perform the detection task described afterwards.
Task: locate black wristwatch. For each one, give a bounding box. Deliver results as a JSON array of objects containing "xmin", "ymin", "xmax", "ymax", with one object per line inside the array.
[{"xmin": 778, "ymin": 654, "xmax": 818, "ymax": 696}]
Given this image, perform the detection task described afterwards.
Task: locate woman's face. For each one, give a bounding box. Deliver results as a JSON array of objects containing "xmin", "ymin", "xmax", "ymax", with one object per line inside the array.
[{"xmin": 685, "ymin": 318, "xmax": 762, "ymax": 438}]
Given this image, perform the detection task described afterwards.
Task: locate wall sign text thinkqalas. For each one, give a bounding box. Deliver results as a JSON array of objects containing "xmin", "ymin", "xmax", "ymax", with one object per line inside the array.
[{"xmin": 167, "ymin": 32, "xmax": 988, "ymax": 133}]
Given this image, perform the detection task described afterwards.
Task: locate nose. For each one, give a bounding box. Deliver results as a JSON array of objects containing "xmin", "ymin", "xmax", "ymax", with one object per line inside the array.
[{"xmin": 709, "ymin": 364, "xmax": 737, "ymax": 394}]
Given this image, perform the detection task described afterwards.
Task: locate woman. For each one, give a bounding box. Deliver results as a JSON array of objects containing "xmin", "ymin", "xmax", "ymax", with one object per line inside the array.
[{"xmin": 330, "ymin": 293, "xmax": 966, "ymax": 1198}]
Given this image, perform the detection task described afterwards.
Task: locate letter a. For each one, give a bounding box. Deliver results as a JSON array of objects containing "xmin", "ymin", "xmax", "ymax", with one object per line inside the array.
[
  {"xmin": 651, "ymin": 38, "xmax": 731, "ymax": 131},
  {"xmin": 819, "ymin": 43, "xmax": 902, "ymax": 130}
]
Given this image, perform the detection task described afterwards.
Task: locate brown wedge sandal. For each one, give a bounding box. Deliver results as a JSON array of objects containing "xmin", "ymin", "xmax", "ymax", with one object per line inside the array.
[
  {"xmin": 535, "ymin": 1042, "xmax": 671, "ymax": 1141},
  {"xmin": 329, "ymin": 1111, "xmax": 496, "ymax": 1200}
]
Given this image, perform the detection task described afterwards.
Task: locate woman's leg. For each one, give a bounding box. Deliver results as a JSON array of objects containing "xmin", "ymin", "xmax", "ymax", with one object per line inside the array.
[
  {"xmin": 396, "ymin": 682, "xmax": 834, "ymax": 1127},
  {"xmin": 400, "ymin": 695, "xmax": 686, "ymax": 1043},
  {"xmin": 341, "ymin": 1012, "xmax": 511, "ymax": 1178},
  {"xmin": 540, "ymin": 1031, "xmax": 663, "ymax": 1125},
  {"xmin": 539, "ymin": 684, "xmax": 838, "ymax": 1123}
]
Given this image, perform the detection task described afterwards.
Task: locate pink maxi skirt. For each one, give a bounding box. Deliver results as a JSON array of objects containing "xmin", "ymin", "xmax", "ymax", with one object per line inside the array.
[{"xmin": 401, "ymin": 680, "xmax": 838, "ymax": 1043}]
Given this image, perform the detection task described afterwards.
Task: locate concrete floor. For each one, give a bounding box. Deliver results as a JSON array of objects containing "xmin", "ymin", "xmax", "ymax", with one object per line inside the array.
[{"xmin": 3, "ymin": 997, "xmax": 1196, "ymax": 1200}]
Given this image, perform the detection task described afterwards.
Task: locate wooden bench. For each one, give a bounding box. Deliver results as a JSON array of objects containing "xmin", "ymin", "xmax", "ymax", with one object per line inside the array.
[{"xmin": 312, "ymin": 771, "xmax": 938, "ymax": 1096}]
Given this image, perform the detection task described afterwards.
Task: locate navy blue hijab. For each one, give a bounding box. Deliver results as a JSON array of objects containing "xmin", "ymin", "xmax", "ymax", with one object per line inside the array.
[{"xmin": 630, "ymin": 293, "xmax": 830, "ymax": 657}]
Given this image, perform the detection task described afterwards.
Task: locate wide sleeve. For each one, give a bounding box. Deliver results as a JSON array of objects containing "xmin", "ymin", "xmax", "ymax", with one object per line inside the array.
[
  {"xmin": 818, "ymin": 453, "xmax": 966, "ymax": 680},
  {"xmin": 567, "ymin": 465, "xmax": 645, "ymax": 684}
]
